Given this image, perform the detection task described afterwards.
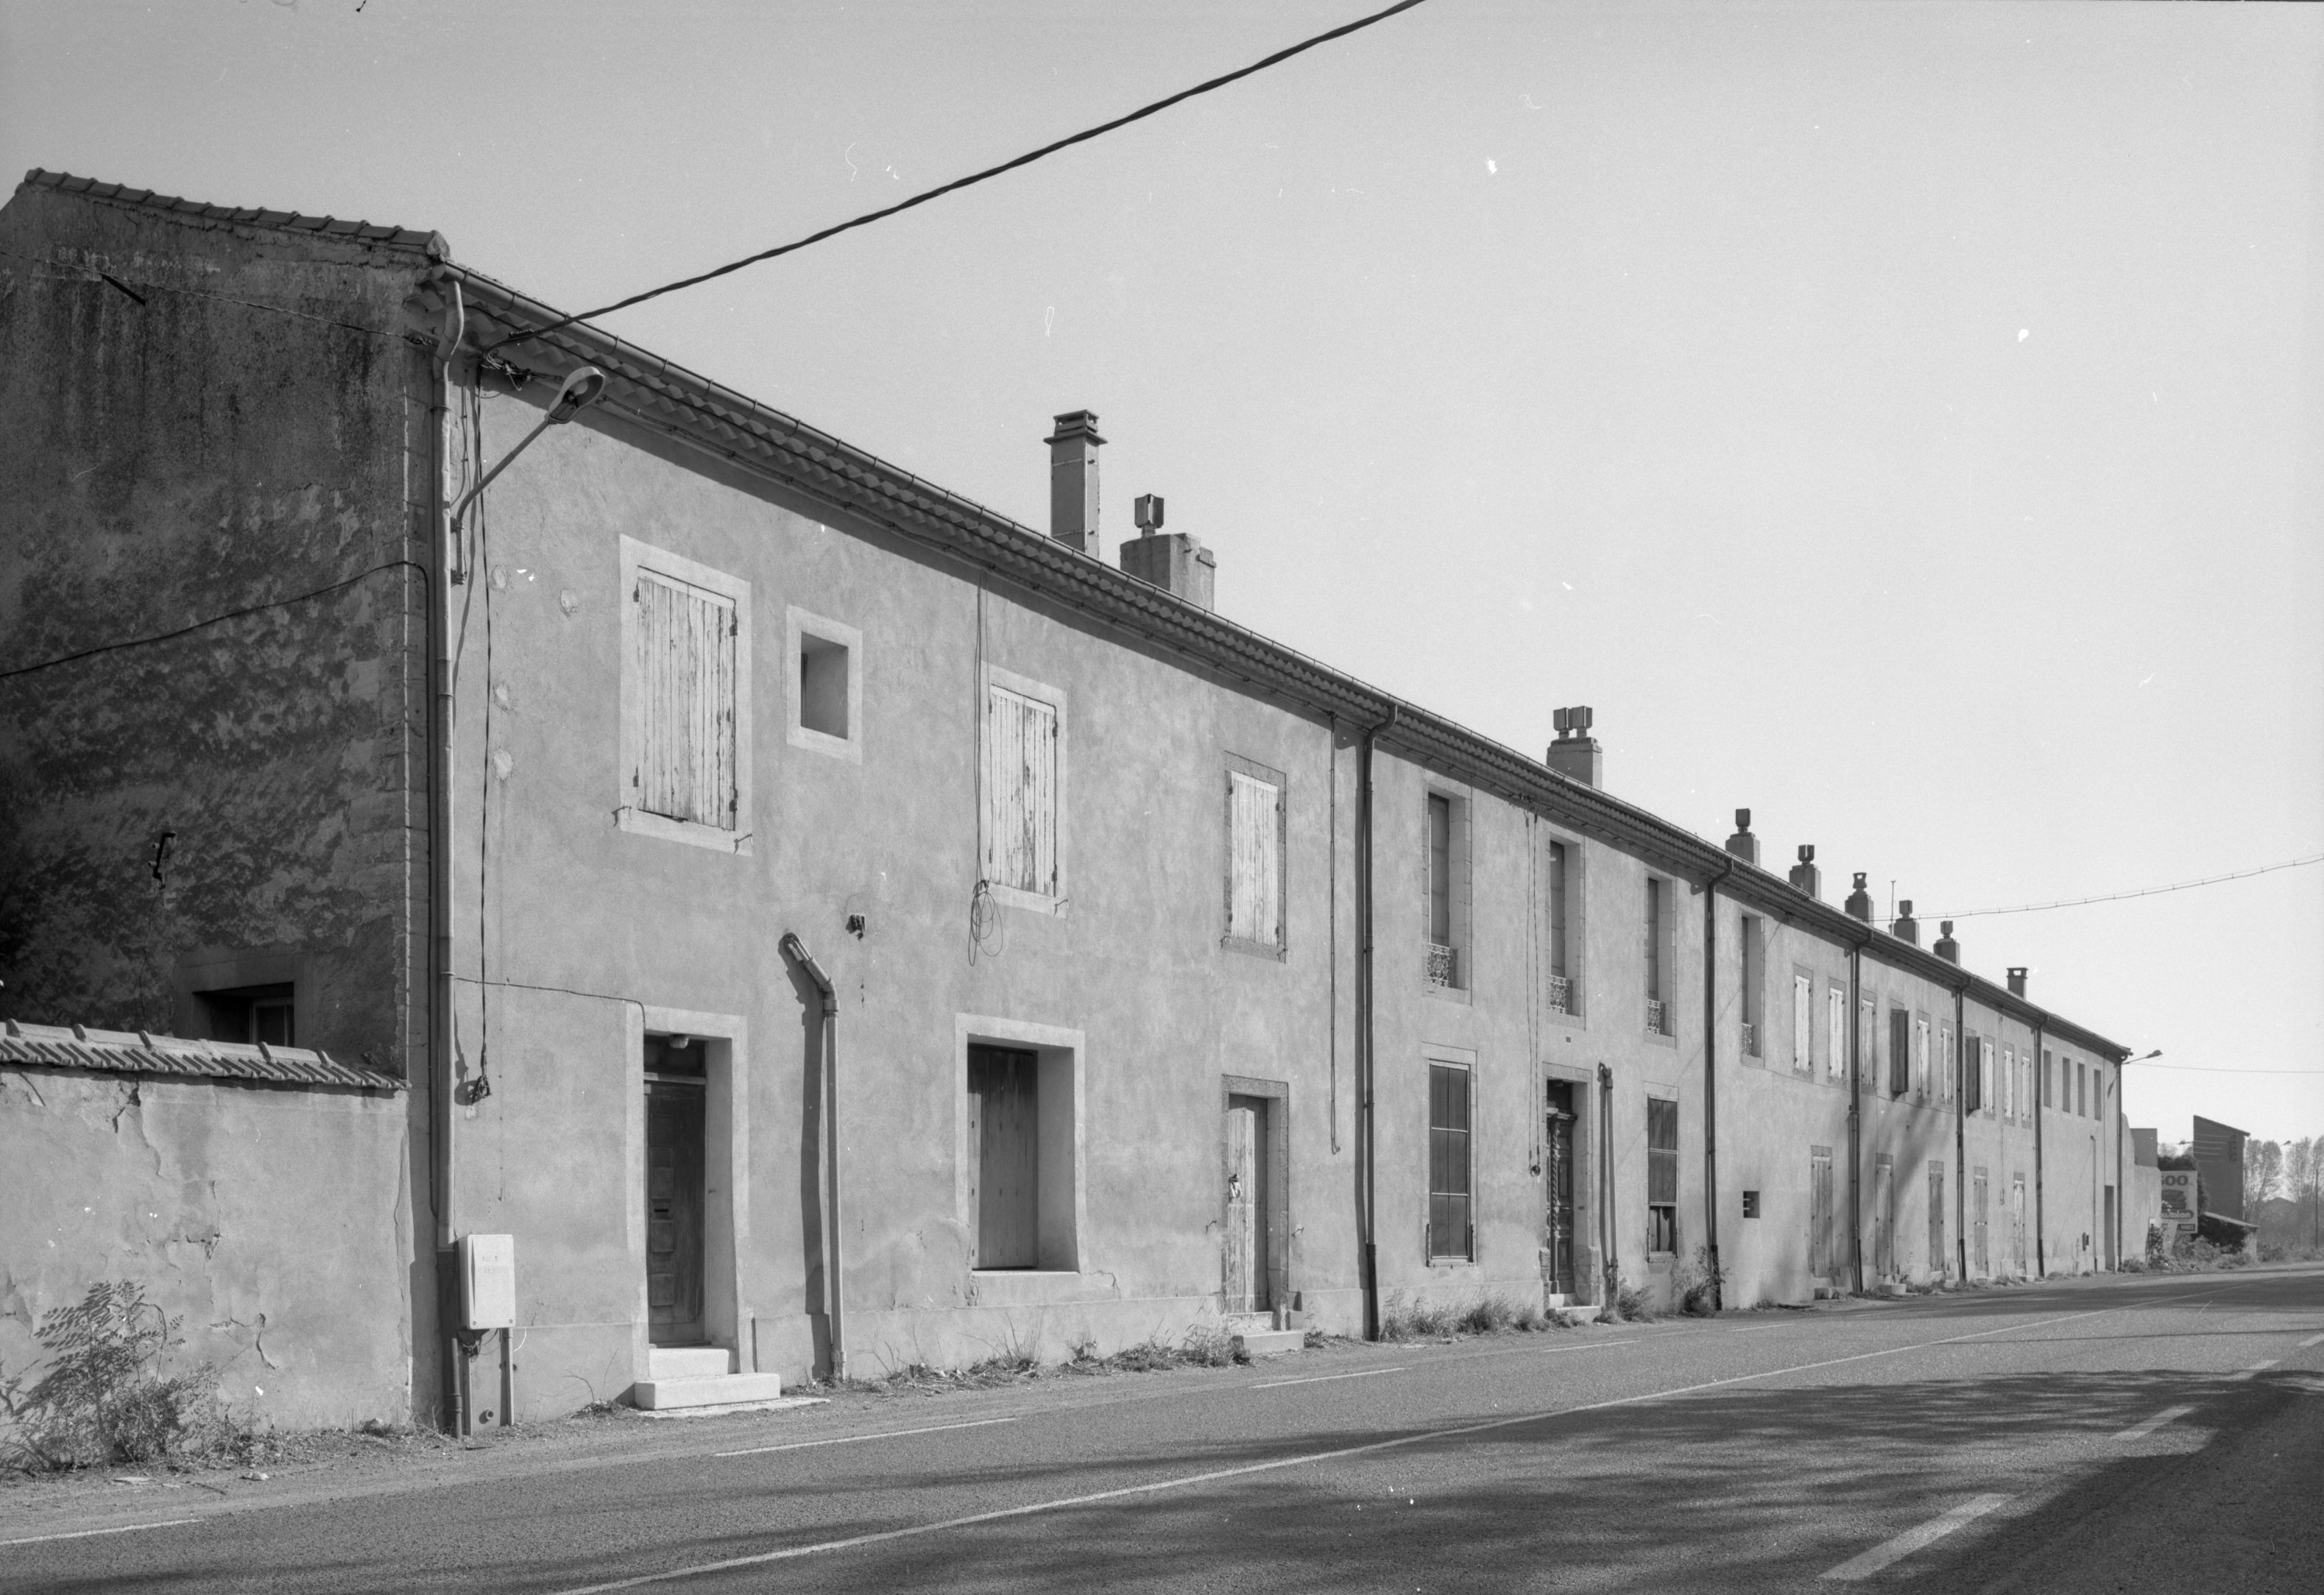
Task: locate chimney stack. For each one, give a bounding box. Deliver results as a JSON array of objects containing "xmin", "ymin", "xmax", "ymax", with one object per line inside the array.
[
  {"xmin": 1117, "ymin": 492, "xmax": 1217, "ymax": 610},
  {"xmin": 1845, "ymin": 871, "xmax": 1873, "ymax": 922},
  {"xmin": 1788, "ymin": 844, "xmax": 1821, "ymax": 900},
  {"xmin": 2007, "ymin": 966, "xmax": 2028, "ymax": 999},
  {"xmin": 1546, "ymin": 706, "xmax": 1601, "ymax": 788},
  {"xmin": 1935, "ymin": 921, "xmax": 1960, "ymax": 963},
  {"xmin": 1047, "ymin": 410, "xmax": 1105, "ymax": 554},
  {"xmin": 1724, "ymin": 810, "xmax": 1759, "ymax": 866},
  {"xmin": 1892, "ymin": 899, "xmax": 1919, "ymax": 945}
]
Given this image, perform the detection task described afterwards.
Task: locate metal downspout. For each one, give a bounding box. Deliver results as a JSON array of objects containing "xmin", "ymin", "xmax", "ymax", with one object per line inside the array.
[
  {"xmin": 1356, "ymin": 710, "xmax": 1392, "ymax": 1341},
  {"xmin": 2032, "ymin": 1021, "xmax": 2046, "ymax": 1277},
  {"xmin": 781, "ymin": 933, "xmax": 842, "ymax": 1379},
  {"xmin": 428, "ymin": 287, "xmax": 463, "ymax": 1435},
  {"xmin": 1954, "ymin": 986, "xmax": 1969, "ymax": 1282},
  {"xmin": 1847, "ymin": 941, "xmax": 1864, "ymax": 1296},
  {"xmin": 1599, "ymin": 1061, "xmax": 1617, "ymax": 1307},
  {"xmin": 1701, "ymin": 861, "xmax": 1734, "ymax": 1311}
]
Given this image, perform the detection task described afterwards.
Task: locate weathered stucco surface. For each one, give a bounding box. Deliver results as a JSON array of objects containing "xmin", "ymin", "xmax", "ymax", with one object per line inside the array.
[{"xmin": 0, "ymin": 1067, "xmax": 411, "ymax": 1430}]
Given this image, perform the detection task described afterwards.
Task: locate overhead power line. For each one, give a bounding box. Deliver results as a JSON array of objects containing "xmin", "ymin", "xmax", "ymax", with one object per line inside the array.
[
  {"xmin": 1924, "ymin": 853, "xmax": 2323, "ymax": 920},
  {"xmin": 490, "ymin": 0, "xmax": 1433, "ymax": 350},
  {"xmin": 2129, "ymin": 1063, "xmax": 2324, "ymax": 1075}
]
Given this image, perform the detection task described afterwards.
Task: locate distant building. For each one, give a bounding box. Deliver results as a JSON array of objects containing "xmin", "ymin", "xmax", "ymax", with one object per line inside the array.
[{"xmin": 0, "ymin": 171, "xmax": 2136, "ymax": 1431}]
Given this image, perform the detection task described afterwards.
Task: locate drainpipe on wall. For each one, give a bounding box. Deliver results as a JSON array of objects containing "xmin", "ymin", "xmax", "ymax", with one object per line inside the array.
[
  {"xmin": 1954, "ymin": 986, "xmax": 1968, "ymax": 1282},
  {"xmin": 1701, "ymin": 860, "xmax": 1734, "ymax": 1312},
  {"xmin": 1599, "ymin": 1061, "xmax": 1617, "ymax": 1306},
  {"xmin": 2032, "ymin": 1021, "xmax": 2046, "ymax": 1277},
  {"xmin": 428, "ymin": 284, "xmax": 464, "ymax": 1437},
  {"xmin": 1846, "ymin": 941, "xmax": 1864, "ymax": 1296},
  {"xmin": 780, "ymin": 933, "xmax": 843, "ymax": 1380},
  {"xmin": 1355, "ymin": 710, "xmax": 1392, "ymax": 1342}
]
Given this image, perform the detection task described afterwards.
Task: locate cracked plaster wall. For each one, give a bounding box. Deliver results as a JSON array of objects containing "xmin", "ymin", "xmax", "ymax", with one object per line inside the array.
[{"xmin": 0, "ymin": 1067, "xmax": 411, "ymax": 1430}]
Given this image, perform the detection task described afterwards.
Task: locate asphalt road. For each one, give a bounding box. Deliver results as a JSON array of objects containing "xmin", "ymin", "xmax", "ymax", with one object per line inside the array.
[{"xmin": 7, "ymin": 1267, "xmax": 2320, "ymax": 1593}]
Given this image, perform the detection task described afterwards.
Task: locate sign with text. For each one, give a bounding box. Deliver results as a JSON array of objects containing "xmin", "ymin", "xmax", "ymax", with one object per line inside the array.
[{"xmin": 2159, "ymin": 1170, "xmax": 2197, "ymax": 1227}]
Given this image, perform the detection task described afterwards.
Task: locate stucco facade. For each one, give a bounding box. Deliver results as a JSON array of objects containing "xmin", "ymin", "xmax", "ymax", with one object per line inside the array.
[{"xmin": 1, "ymin": 171, "xmax": 2134, "ymax": 1431}]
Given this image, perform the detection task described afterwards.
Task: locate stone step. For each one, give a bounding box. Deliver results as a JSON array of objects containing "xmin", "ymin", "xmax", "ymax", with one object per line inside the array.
[
  {"xmin": 1549, "ymin": 1304, "xmax": 1602, "ymax": 1326},
  {"xmin": 648, "ymin": 1345, "xmax": 734, "ymax": 1380},
  {"xmin": 630, "ymin": 1371, "xmax": 785, "ymax": 1410},
  {"xmin": 1232, "ymin": 1328, "xmax": 1304, "ymax": 1359},
  {"xmin": 1223, "ymin": 1312, "xmax": 1276, "ymax": 1337}
]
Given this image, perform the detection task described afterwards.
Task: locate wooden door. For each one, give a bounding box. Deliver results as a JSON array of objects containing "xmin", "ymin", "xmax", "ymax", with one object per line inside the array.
[
  {"xmin": 646, "ymin": 1082, "xmax": 706, "ymax": 1344},
  {"xmin": 1542, "ymin": 1084, "xmax": 1576, "ymax": 1296},
  {"xmin": 1809, "ymin": 1148, "xmax": 1834, "ymax": 1279},
  {"xmin": 1973, "ymin": 1169, "xmax": 1990, "ymax": 1277},
  {"xmin": 2011, "ymin": 1178, "xmax": 2027, "ymax": 1276},
  {"xmin": 1928, "ymin": 1164, "xmax": 1946, "ymax": 1280},
  {"xmin": 1223, "ymin": 1096, "xmax": 1270, "ymax": 1314},
  {"xmin": 1872, "ymin": 1156, "xmax": 1895, "ymax": 1281},
  {"xmin": 968, "ymin": 1047, "xmax": 1039, "ymax": 1268}
]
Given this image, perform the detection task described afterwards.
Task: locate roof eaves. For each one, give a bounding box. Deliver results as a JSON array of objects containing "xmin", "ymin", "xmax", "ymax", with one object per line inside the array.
[
  {"xmin": 0, "ymin": 1018, "xmax": 405, "ymax": 1091},
  {"xmin": 18, "ymin": 169, "xmax": 448, "ymax": 261}
]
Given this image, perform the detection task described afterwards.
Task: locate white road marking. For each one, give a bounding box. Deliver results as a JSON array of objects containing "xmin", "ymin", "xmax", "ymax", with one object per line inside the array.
[
  {"xmin": 2111, "ymin": 1404, "xmax": 2194, "ymax": 1442},
  {"xmin": 1819, "ymin": 1495, "xmax": 2010, "ymax": 1582},
  {"xmin": 0, "ymin": 1518, "xmax": 197, "ymax": 1549},
  {"xmin": 716, "ymin": 1415, "xmax": 1020, "ymax": 1458},
  {"xmin": 2297, "ymin": 1331, "xmax": 2324, "ymax": 1349},
  {"xmin": 1250, "ymin": 1367, "xmax": 1405, "ymax": 1390},
  {"xmin": 2228, "ymin": 1358, "xmax": 2278, "ymax": 1382},
  {"xmin": 545, "ymin": 1304, "xmax": 2137, "ymax": 1594}
]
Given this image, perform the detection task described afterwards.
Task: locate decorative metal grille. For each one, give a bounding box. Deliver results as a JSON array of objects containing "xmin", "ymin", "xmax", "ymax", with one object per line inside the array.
[
  {"xmin": 1547, "ymin": 974, "xmax": 1572, "ymax": 1014},
  {"xmin": 1425, "ymin": 942, "xmax": 1458, "ymax": 988},
  {"xmin": 1645, "ymin": 997, "xmax": 1666, "ymax": 1035},
  {"xmin": 1741, "ymin": 1019, "xmax": 1758, "ymax": 1056}
]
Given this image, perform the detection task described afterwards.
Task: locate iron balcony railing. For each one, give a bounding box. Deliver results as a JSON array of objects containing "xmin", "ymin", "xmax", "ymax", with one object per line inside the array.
[
  {"xmin": 1547, "ymin": 974, "xmax": 1572, "ymax": 1014},
  {"xmin": 1645, "ymin": 997, "xmax": 1667, "ymax": 1035},
  {"xmin": 1425, "ymin": 942, "xmax": 1458, "ymax": 989},
  {"xmin": 1741, "ymin": 1019, "xmax": 1759, "ymax": 1056}
]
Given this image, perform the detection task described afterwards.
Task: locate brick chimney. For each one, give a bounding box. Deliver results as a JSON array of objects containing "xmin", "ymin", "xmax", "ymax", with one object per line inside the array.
[
  {"xmin": 1724, "ymin": 810, "xmax": 1759, "ymax": 866},
  {"xmin": 1546, "ymin": 706, "xmax": 1601, "ymax": 787},
  {"xmin": 1845, "ymin": 871, "xmax": 1873, "ymax": 922},
  {"xmin": 1892, "ymin": 899, "xmax": 1919, "ymax": 945},
  {"xmin": 1934, "ymin": 921, "xmax": 1960, "ymax": 963},
  {"xmin": 1117, "ymin": 492, "xmax": 1216, "ymax": 609},
  {"xmin": 1047, "ymin": 409, "xmax": 1104, "ymax": 554},
  {"xmin": 1788, "ymin": 844, "xmax": 1821, "ymax": 900},
  {"xmin": 2007, "ymin": 966, "xmax": 2028, "ymax": 999}
]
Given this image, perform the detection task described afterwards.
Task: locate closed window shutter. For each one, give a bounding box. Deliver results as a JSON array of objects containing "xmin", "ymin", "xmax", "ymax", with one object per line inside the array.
[
  {"xmin": 1228, "ymin": 770, "xmax": 1280, "ymax": 945},
  {"xmin": 1827, "ymin": 988, "xmax": 1846, "ymax": 1081},
  {"xmin": 986, "ymin": 685, "xmax": 1058, "ymax": 895},
  {"xmin": 1890, "ymin": 1009, "xmax": 1910, "ymax": 1096},
  {"xmin": 635, "ymin": 570, "xmax": 736, "ymax": 828},
  {"xmin": 1794, "ymin": 974, "xmax": 1812, "ymax": 1072}
]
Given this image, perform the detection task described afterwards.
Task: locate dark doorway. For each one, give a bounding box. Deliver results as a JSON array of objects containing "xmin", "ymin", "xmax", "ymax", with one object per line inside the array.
[
  {"xmin": 1543, "ymin": 1081, "xmax": 1576, "ymax": 1296},
  {"xmin": 644, "ymin": 1036, "xmax": 707, "ymax": 1345},
  {"xmin": 968, "ymin": 1046, "xmax": 1039, "ymax": 1269}
]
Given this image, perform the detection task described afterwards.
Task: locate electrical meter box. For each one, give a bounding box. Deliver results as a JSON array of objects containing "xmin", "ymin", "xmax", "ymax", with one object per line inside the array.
[{"xmin": 459, "ymin": 1233, "xmax": 515, "ymax": 1331}]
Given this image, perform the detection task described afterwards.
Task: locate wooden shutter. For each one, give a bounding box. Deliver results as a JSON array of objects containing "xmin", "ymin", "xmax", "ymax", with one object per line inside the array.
[
  {"xmin": 1227, "ymin": 769, "xmax": 1280, "ymax": 946},
  {"xmin": 635, "ymin": 570, "xmax": 736, "ymax": 829},
  {"xmin": 986, "ymin": 685, "xmax": 1058, "ymax": 896},
  {"xmin": 1964, "ymin": 1036, "xmax": 1983, "ymax": 1113},
  {"xmin": 1793, "ymin": 974, "xmax": 1812, "ymax": 1073},
  {"xmin": 1827, "ymin": 986, "xmax": 1846, "ymax": 1081}
]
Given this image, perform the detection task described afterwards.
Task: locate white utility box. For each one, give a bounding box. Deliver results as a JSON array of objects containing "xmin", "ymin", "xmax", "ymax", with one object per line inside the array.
[{"xmin": 459, "ymin": 1233, "xmax": 516, "ymax": 1330}]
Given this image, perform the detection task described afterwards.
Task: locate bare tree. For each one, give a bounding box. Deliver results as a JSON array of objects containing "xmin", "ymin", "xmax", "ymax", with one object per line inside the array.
[{"xmin": 2243, "ymin": 1139, "xmax": 2284, "ymax": 1220}]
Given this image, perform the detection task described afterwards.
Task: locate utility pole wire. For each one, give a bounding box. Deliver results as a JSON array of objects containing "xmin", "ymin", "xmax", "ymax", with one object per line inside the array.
[
  {"xmin": 1922, "ymin": 853, "xmax": 2322, "ymax": 920},
  {"xmin": 487, "ymin": 0, "xmax": 1433, "ymax": 351}
]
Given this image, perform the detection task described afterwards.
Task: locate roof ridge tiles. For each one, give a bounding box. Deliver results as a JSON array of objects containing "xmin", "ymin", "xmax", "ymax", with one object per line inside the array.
[
  {"xmin": 0, "ymin": 1016, "xmax": 402, "ymax": 1092},
  {"xmin": 18, "ymin": 169, "xmax": 447, "ymax": 260}
]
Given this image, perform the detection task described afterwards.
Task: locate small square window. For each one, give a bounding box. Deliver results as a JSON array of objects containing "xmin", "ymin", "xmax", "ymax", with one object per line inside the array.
[{"xmin": 786, "ymin": 606, "xmax": 863, "ymax": 763}]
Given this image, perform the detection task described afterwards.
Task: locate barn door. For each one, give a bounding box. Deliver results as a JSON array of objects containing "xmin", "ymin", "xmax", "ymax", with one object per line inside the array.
[{"xmin": 968, "ymin": 1047, "xmax": 1039, "ymax": 1269}]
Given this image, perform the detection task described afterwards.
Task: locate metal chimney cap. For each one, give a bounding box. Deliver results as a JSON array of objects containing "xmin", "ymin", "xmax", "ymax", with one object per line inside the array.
[
  {"xmin": 1134, "ymin": 493, "xmax": 1165, "ymax": 533},
  {"xmin": 1734, "ymin": 809, "xmax": 1751, "ymax": 832},
  {"xmin": 1798, "ymin": 844, "xmax": 1815, "ymax": 863}
]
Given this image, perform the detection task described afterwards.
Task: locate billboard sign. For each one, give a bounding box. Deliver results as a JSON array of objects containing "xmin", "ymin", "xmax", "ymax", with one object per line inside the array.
[{"xmin": 2159, "ymin": 1170, "xmax": 2197, "ymax": 1228}]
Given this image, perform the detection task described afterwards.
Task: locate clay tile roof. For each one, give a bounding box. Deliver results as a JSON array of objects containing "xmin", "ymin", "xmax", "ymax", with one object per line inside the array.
[
  {"xmin": 18, "ymin": 169, "xmax": 448, "ymax": 261},
  {"xmin": 0, "ymin": 1018, "xmax": 403, "ymax": 1092}
]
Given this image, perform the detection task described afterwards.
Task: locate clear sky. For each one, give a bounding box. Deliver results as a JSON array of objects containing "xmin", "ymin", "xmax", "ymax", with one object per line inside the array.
[{"xmin": 4, "ymin": 0, "xmax": 2318, "ymax": 1152}]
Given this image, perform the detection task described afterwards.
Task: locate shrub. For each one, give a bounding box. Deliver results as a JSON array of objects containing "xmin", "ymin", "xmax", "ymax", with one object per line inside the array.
[
  {"xmin": 1670, "ymin": 1245, "xmax": 1728, "ymax": 1316},
  {"xmin": 1, "ymin": 1281, "xmax": 241, "ymax": 1473}
]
